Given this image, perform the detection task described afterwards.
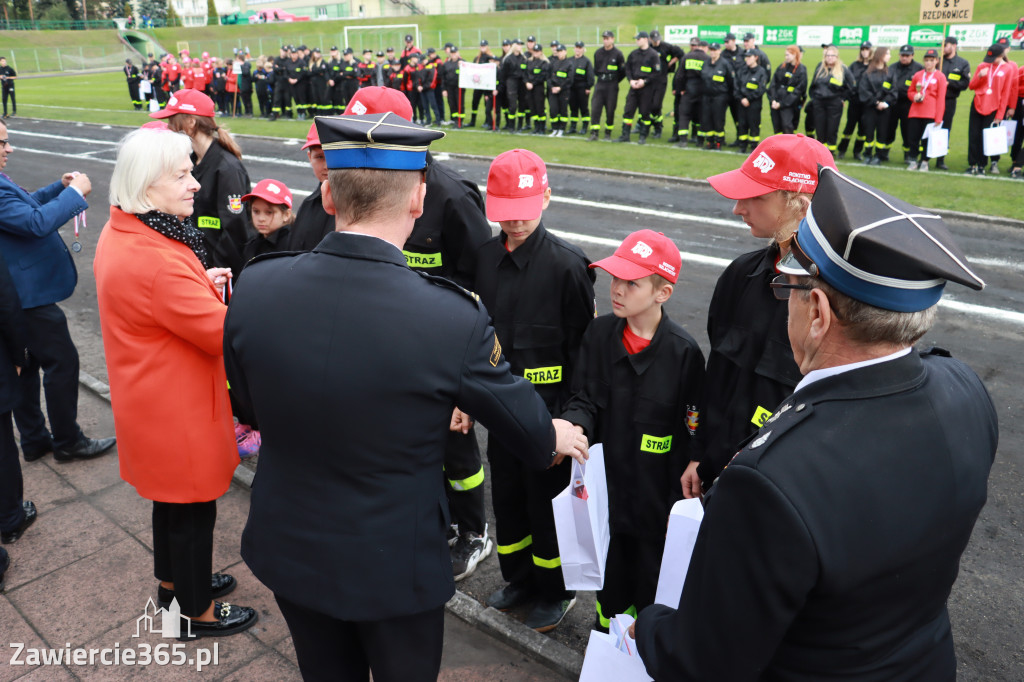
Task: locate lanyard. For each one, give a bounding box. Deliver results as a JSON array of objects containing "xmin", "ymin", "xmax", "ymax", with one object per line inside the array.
[
  {"xmin": 919, "ymin": 71, "xmax": 937, "ymax": 96},
  {"xmin": 71, "ymin": 211, "xmax": 85, "ymax": 253},
  {"xmin": 986, "ymin": 63, "xmax": 999, "ymax": 95}
]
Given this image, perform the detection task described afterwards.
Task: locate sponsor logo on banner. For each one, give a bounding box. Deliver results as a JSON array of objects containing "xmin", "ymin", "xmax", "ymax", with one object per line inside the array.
[
  {"xmin": 993, "ymin": 24, "xmax": 1014, "ymax": 41},
  {"xmin": 698, "ymin": 25, "xmax": 731, "ymax": 41},
  {"xmin": 764, "ymin": 26, "xmax": 797, "ymax": 45},
  {"xmin": 664, "ymin": 25, "xmax": 698, "ymax": 43},
  {"xmin": 834, "ymin": 26, "xmax": 869, "ymax": 46},
  {"xmin": 869, "ymin": 25, "xmax": 910, "ymax": 47},
  {"xmin": 796, "ymin": 26, "xmax": 834, "ymax": 46},
  {"xmin": 909, "ymin": 25, "xmax": 944, "ymax": 45},
  {"xmin": 948, "ymin": 23, "xmax": 995, "ymax": 46},
  {"xmin": 731, "ymin": 25, "xmax": 763, "ymax": 43}
]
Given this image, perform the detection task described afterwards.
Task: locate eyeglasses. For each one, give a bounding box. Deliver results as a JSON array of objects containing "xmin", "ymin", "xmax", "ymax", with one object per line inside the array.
[
  {"xmin": 0, "ymin": 139, "xmax": 9, "ymax": 147},
  {"xmin": 769, "ymin": 274, "xmax": 813, "ymax": 301}
]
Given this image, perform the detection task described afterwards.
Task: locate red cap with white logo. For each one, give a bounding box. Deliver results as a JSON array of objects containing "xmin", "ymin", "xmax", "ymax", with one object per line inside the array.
[
  {"xmin": 591, "ymin": 229, "xmax": 681, "ymax": 284},
  {"xmin": 149, "ymin": 88, "xmax": 216, "ymax": 119},
  {"xmin": 301, "ymin": 122, "xmax": 321, "ymax": 150},
  {"xmin": 707, "ymin": 134, "xmax": 836, "ymax": 200},
  {"xmin": 486, "ymin": 149, "xmax": 549, "ymax": 222},
  {"xmin": 343, "ymin": 86, "xmax": 414, "ymax": 121},
  {"xmin": 241, "ymin": 178, "xmax": 293, "ymax": 209}
]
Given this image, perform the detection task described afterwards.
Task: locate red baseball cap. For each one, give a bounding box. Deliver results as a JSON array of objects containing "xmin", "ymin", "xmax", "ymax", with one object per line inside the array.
[
  {"xmin": 149, "ymin": 89, "xmax": 216, "ymax": 119},
  {"xmin": 591, "ymin": 229, "xmax": 681, "ymax": 284},
  {"xmin": 486, "ymin": 149, "xmax": 549, "ymax": 222},
  {"xmin": 707, "ymin": 134, "xmax": 836, "ymax": 200},
  {"xmin": 140, "ymin": 120, "xmax": 170, "ymax": 130},
  {"xmin": 301, "ymin": 121, "xmax": 321, "ymax": 150},
  {"xmin": 343, "ymin": 86, "xmax": 414, "ymax": 121},
  {"xmin": 241, "ymin": 179, "xmax": 293, "ymax": 209}
]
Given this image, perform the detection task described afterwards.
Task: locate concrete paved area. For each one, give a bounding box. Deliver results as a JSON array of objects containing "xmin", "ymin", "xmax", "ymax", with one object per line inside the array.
[{"xmin": 0, "ymin": 387, "xmax": 568, "ymax": 681}]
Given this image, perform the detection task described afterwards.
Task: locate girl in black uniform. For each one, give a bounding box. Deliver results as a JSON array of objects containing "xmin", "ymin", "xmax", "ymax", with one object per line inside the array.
[
  {"xmin": 733, "ymin": 50, "xmax": 769, "ymax": 155},
  {"xmin": 307, "ymin": 49, "xmax": 330, "ymax": 116},
  {"xmin": 768, "ymin": 45, "xmax": 807, "ymax": 135},
  {"xmin": 857, "ymin": 47, "xmax": 894, "ymax": 165},
  {"xmin": 808, "ymin": 45, "xmax": 855, "ymax": 155}
]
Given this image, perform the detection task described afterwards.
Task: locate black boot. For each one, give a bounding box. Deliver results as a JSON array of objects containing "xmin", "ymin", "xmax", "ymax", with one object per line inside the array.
[
  {"xmin": 469, "ymin": 114, "xmax": 477, "ymax": 128},
  {"xmin": 614, "ymin": 126, "xmax": 631, "ymax": 143},
  {"xmin": 567, "ymin": 123, "xmax": 577, "ymax": 135},
  {"xmin": 581, "ymin": 121, "xmax": 589, "ymax": 135},
  {"xmin": 588, "ymin": 129, "xmax": 599, "ymax": 141},
  {"xmin": 651, "ymin": 123, "xmax": 662, "ymax": 139}
]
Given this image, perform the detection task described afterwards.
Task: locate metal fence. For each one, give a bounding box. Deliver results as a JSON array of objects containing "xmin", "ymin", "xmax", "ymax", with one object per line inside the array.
[{"xmin": 5, "ymin": 45, "xmax": 137, "ymax": 73}]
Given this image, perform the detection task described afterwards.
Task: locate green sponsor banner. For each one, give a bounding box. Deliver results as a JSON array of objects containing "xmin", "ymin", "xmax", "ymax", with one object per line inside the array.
[
  {"xmin": 909, "ymin": 24, "xmax": 945, "ymax": 46},
  {"xmin": 993, "ymin": 24, "xmax": 1015, "ymax": 41},
  {"xmin": 763, "ymin": 26, "xmax": 797, "ymax": 46},
  {"xmin": 698, "ymin": 25, "xmax": 731, "ymax": 42},
  {"xmin": 834, "ymin": 26, "xmax": 869, "ymax": 47}
]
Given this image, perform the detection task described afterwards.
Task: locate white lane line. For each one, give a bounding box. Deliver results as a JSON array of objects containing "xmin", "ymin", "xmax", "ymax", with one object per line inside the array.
[{"xmin": 970, "ymin": 256, "xmax": 1024, "ymax": 272}]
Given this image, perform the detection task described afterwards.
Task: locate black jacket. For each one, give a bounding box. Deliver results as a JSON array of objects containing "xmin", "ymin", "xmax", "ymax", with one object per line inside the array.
[
  {"xmin": 701, "ymin": 57, "xmax": 734, "ymax": 97},
  {"xmin": 191, "ymin": 142, "xmax": 253, "ymax": 276},
  {"xmin": 942, "ymin": 53, "xmax": 972, "ymax": 98},
  {"xmin": 289, "ymin": 183, "xmax": 334, "ymax": 252},
  {"xmin": 593, "ymin": 46, "xmax": 625, "ymax": 83},
  {"xmin": 475, "ymin": 222, "xmax": 596, "ymax": 416},
  {"xmin": 673, "ymin": 49, "xmax": 709, "ymax": 93},
  {"xmin": 625, "ymin": 46, "xmax": 661, "ymax": 83},
  {"xmin": 562, "ymin": 314, "xmax": 704, "ymax": 538},
  {"xmin": 889, "ymin": 59, "xmax": 924, "ymax": 100},
  {"xmin": 548, "ymin": 57, "xmax": 573, "ymax": 90},
  {"xmin": 571, "ymin": 54, "xmax": 595, "ymax": 89},
  {"xmin": 527, "ymin": 57, "xmax": 550, "ymax": 89},
  {"xmin": 240, "ymin": 225, "xmax": 291, "ymax": 275},
  {"xmin": 637, "ymin": 349, "xmax": 997, "ymax": 681},
  {"xmin": 501, "ymin": 52, "xmax": 528, "ymax": 82},
  {"xmin": 734, "ymin": 62, "xmax": 770, "ymax": 101},
  {"xmin": 858, "ymin": 67, "xmax": 895, "ymax": 107},
  {"xmin": 696, "ymin": 245, "xmax": 802, "ymax": 483},
  {"xmin": 226, "ymin": 231, "xmax": 558, "ymax": 622},
  {"xmin": 808, "ymin": 62, "xmax": 855, "ymax": 102},
  {"xmin": 768, "ymin": 62, "xmax": 807, "ymax": 108}
]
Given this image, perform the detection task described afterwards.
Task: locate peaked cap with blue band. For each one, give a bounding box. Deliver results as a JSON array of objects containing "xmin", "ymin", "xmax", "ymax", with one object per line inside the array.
[
  {"xmin": 315, "ymin": 113, "xmax": 445, "ymax": 171},
  {"xmin": 779, "ymin": 166, "xmax": 984, "ymax": 312}
]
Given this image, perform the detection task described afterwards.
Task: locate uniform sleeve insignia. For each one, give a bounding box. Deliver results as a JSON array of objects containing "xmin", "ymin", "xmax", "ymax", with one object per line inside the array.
[
  {"xmin": 227, "ymin": 195, "xmax": 243, "ymax": 214},
  {"xmin": 489, "ymin": 334, "xmax": 502, "ymax": 367},
  {"xmin": 749, "ymin": 430, "xmax": 772, "ymax": 450}
]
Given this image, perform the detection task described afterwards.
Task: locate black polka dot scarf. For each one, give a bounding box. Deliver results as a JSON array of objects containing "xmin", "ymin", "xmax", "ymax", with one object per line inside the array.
[{"xmin": 134, "ymin": 210, "xmax": 210, "ymax": 269}]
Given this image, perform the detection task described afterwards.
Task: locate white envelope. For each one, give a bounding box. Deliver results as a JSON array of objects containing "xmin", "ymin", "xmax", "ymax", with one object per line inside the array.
[{"xmin": 654, "ymin": 498, "xmax": 705, "ymax": 608}]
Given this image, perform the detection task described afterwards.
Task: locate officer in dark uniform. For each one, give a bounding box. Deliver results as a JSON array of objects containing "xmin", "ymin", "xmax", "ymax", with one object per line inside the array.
[
  {"xmin": 286, "ymin": 45, "xmax": 310, "ymax": 119},
  {"xmin": 501, "ymin": 39, "xmax": 528, "ymax": 132},
  {"xmin": 937, "ymin": 36, "xmax": 971, "ymax": 170},
  {"xmin": 440, "ymin": 46, "xmax": 465, "ymax": 127},
  {"xmin": 670, "ymin": 38, "xmax": 708, "ymax": 147},
  {"xmin": 225, "ymin": 112, "xmax": 588, "ymax": 682},
  {"xmin": 124, "ymin": 59, "xmax": 142, "ymax": 110},
  {"xmin": 338, "ymin": 48, "xmax": 360, "ymax": 109},
  {"xmin": 0, "ymin": 58, "xmax": 16, "ymax": 118},
  {"xmin": 525, "ymin": 44, "xmax": 550, "ymax": 135},
  {"xmin": 721, "ymin": 32, "xmax": 742, "ymax": 136},
  {"xmin": 568, "ymin": 41, "xmax": 594, "ymax": 135},
  {"xmin": 269, "ymin": 46, "xmax": 292, "ymax": 120},
  {"xmin": 615, "ymin": 32, "xmax": 661, "ymax": 144},
  {"xmin": 700, "ymin": 42, "xmax": 734, "ymax": 150},
  {"xmin": 325, "ymin": 46, "xmax": 343, "ymax": 114},
  {"xmin": 734, "ymin": 49, "xmax": 772, "ymax": 154},
  {"xmin": 635, "ymin": 166, "xmax": 996, "ymax": 681},
  {"xmin": 837, "ymin": 41, "xmax": 872, "ymax": 160},
  {"xmin": 887, "ymin": 45, "xmax": 923, "ymax": 161},
  {"xmin": 648, "ymin": 30, "xmax": 683, "ymax": 139},
  {"xmin": 469, "ymin": 40, "xmax": 497, "ymax": 129},
  {"xmin": 547, "ymin": 44, "xmax": 572, "ymax": 137},
  {"xmin": 589, "ymin": 30, "xmax": 625, "ymax": 141}
]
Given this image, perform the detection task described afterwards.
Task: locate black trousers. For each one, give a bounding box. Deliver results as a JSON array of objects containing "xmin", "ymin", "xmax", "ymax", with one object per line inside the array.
[
  {"xmin": 1010, "ymin": 99, "xmax": 1024, "ymax": 165},
  {"xmin": 837, "ymin": 99, "xmax": 864, "ymax": 153},
  {"xmin": 0, "ymin": 413, "xmax": 25, "ymax": 535},
  {"xmin": 590, "ymin": 81, "xmax": 618, "ymax": 129},
  {"xmin": 490, "ymin": 441, "xmax": 571, "ymax": 599},
  {"xmin": 527, "ymin": 84, "xmax": 546, "ymax": 127},
  {"xmin": 905, "ymin": 117, "xmax": 932, "ymax": 162},
  {"xmin": 238, "ymin": 89, "xmax": 253, "ymax": 116},
  {"xmin": 127, "ymin": 81, "xmax": 141, "ymax": 109},
  {"xmin": 887, "ymin": 97, "xmax": 913, "ymax": 155},
  {"xmin": 548, "ymin": 89, "xmax": 569, "ymax": 130},
  {"xmin": 622, "ymin": 84, "xmax": 654, "ymax": 132},
  {"xmin": 2, "ymin": 87, "xmax": 14, "ymax": 116},
  {"xmin": 701, "ymin": 93, "xmax": 729, "ymax": 145},
  {"xmin": 471, "ymin": 88, "xmax": 495, "ymax": 126},
  {"xmin": 569, "ymin": 85, "xmax": 589, "ymax": 129},
  {"xmin": 271, "ymin": 80, "xmax": 293, "ymax": 116},
  {"xmin": 446, "ymin": 88, "xmax": 465, "ymax": 126},
  {"xmin": 859, "ymin": 105, "xmax": 891, "ymax": 159},
  {"xmin": 770, "ymin": 104, "xmax": 800, "ymax": 134},
  {"xmin": 444, "ymin": 427, "xmax": 485, "ymax": 536},
  {"xmin": 14, "ymin": 304, "xmax": 83, "ymax": 453},
  {"xmin": 967, "ymin": 106, "xmax": 997, "ymax": 167},
  {"xmin": 504, "ymin": 79, "xmax": 523, "ymax": 125},
  {"xmin": 649, "ymin": 77, "xmax": 668, "ymax": 128},
  {"xmin": 676, "ymin": 90, "xmax": 701, "ymax": 138},
  {"xmin": 152, "ymin": 499, "xmax": 217, "ymax": 617},
  {"xmin": 737, "ymin": 99, "xmax": 764, "ymax": 145},
  {"xmin": 276, "ymin": 594, "xmax": 444, "ymax": 682},
  {"xmin": 813, "ymin": 97, "xmax": 844, "ymax": 151},
  {"xmin": 595, "ymin": 533, "xmax": 664, "ymax": 629}
]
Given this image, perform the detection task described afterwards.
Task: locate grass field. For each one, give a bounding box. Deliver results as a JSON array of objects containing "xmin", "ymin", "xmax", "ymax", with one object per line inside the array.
[{"xmin": 11, "ymin": 65, "xmax": 1023, "ymax": 221}]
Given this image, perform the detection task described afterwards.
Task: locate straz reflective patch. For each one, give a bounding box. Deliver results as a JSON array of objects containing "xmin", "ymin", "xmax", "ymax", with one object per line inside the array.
[
  {"xmin": 524, "ymin": 366, "xmax": 562, "ymax": 384},
  {"xmin": 197, "ymin": 216, "xmax": 221, "ymax": 229},
  {"xmin": 402, "ymin": 251, "xmax": 442, "ymax": 268},
  {"xmin": 489, "ymin": 334, "xmax": 501, "ymax": 367},
  {"xmin": 751, "ymin": 405, "xmax": 773, "ymax": 427},
  {"xmin": 641, "ymin": 434, "xmax": 672, "ymax": 454}
]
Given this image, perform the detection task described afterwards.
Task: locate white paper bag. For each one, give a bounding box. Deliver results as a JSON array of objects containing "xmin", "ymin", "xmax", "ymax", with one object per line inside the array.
[
  {"xmin": 552, "ymin": 443, "xmax": 609, "ymax": 590},
  {"xmin": 139, "ymin": 79, "xmax": 152, "ymax": 96},
  {"xmin": 1001, "ymin": 119, "xmax": 1018, "ymax": 147},
  {"xmin": 579, "ymin": 614, "xmax": 653, "ymax": 682},
  {"xmin": 926, "ymin": 127, "xmax": 949, "ymax": 158},
  {"xmin": 654, "ymin": 498, "xmax": 705, "ymax": 608},
  {"xmin": 983, "ymin": 124, "xmax": 1009, "ymax": 156},
  {"xmin": 148, "ymin": 98, "xmax": 160, "ymax": 113}
]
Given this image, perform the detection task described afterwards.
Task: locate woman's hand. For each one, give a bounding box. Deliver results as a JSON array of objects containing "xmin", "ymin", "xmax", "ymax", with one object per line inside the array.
[{"xmin": 205, "ymin": 267, "xmax": 232, "ymax": 297}]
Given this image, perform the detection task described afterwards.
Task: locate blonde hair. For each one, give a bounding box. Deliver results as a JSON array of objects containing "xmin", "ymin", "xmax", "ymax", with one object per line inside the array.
[
  {"xmin": 816, "ymin": 45, "xmax": 845, "ymax": 84},
  {"xmin": 109, "ymin": 128, "xmax": 194, "ymax": 214}
]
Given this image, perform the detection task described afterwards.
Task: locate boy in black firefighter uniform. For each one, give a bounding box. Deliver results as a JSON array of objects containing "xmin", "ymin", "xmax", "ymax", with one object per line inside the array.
[
  {"xmin": 590, "ymin": 31, "xmax": 625, "ymax": 140},
  {"xmin": 326, "ymin": 46, "xmax": 344, "ymax": 114},
  {"xmin": 562, "ymin": 230, "xmax": 704, "ymax": 632},
  {"xmin": 700, "ymin": 43, "xmax": 734, "ymax": 150},
  {"xmin": 887, "ymin": 45, "xmax": 924, "ymax": 161},
  {"xmin": 648, "ymin": 30, "xmax": 683, "ymax": 139},
  {"xmin": 526, "ymin": 45, "xmax": 550, "ymax": 134},
  {"xmin": 470, "ymin": 41, "xmax": 498, "ymax": 129},
  {"xmin": 837, "ymin": 41, "xmax": 872, "ymax": 159},
  {"xmin": 937, "ymin": 36, "xmax": 971, "ymax": 170},
  {"xmin": 547, "ymin": 45, "xmax": 572, "ymax": 137},
  {"xmin": 734, "ymin": 49, "xmax": 770, "ymax": 154},
  {"xmin": 670, "ymin": 39, "xmax": 709, "ymax": 146},
  {"xmin": 568, "ymin": 42, "xmax": 595, "ymax": 135},
  {"xmin": 477, "ymin": 149, "xmax": 596, "ymax": 632},
  {"xmin": 501, "ymin": 40, "xmax": 529, "ymax": 132},
  {"xmin": 615, "ymin": 32, "xmax": 661, "ymax": 145},
  {"xmin": 286, "ymin": 46, "xmax": 310, "ymax": 119},
  {"xmin": 440, "ymin": 47, "xmax": 465, "ymax": 127}
]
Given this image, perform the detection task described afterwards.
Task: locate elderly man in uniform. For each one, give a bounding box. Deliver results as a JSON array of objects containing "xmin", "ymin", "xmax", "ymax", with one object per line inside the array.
[
  {"xmin": 632, "ymin": 167, "xmax": 997, "ymax": 680},
  {"xmin": 223, "ymin": 113, "xmax": 588, "ymax": 682}
]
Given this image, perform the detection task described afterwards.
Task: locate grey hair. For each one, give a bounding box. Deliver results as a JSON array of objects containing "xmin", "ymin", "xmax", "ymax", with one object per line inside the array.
[
  {"xmin": 109, "ymin": 128, "xmax": 194, "ymax": 214},
  {"xmin": 804, "ymin": 275, "xmax": 938, "ymax": 346}
]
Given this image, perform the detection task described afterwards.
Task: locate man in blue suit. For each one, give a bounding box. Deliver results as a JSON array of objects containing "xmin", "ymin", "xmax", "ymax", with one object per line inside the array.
[{"xmin": 0, "ymin": 121, "xmax": 115, "ymax": 463}]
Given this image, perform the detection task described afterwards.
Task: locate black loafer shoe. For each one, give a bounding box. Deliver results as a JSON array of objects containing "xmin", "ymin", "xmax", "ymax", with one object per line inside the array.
[
  {"xmin": 180, "ymin": 602, "xmax": 258, "ymax": 640},
  {"xmin": 1, "ymin": 501, "xmax": 37, "ymax": 544},
  {"xmin": 22, "ymin": 442, "xmax": 54, "ymax": 462},
  {"xmin": 486, "ymin": 581, "xmax": 537, "ymax": 611},
  {"xmin": 54, "ymin": 437, "xmax": 116, "ymax": 463},
  {"xmin": 525, "ymin": 596, "xmax": 576, "ymax": 633},
  {"xmin": 158, "ymin": 573, "xmax": 237, "ymax": 609}
]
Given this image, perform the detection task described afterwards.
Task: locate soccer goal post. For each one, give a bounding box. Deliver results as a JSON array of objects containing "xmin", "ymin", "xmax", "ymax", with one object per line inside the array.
[{"xmin": 343, "ymin": 24, "xmax": 421, "ymax": 55}]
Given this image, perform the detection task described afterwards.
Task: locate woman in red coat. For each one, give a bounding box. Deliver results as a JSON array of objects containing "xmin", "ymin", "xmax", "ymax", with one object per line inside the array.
[
  {"xmin": 905, "ymin": 48, "xmax": 947, "ymax": 172},
  {"xmin": 94, "ymin": 127, "xmax": 257, "ymax": 639}
]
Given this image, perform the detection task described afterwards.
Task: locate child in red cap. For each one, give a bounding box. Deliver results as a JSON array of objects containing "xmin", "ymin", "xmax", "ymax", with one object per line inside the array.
[
  {"xmin": 474, "ymin": 149, "xmax": 596, "ymax": 632},
  {"xmin": 561, "ymin": 229, "xmax": 705, "ymax": 632},
  {"xmin": 240, "ymin": 178, "xmax": 294, "ymax": 270}
]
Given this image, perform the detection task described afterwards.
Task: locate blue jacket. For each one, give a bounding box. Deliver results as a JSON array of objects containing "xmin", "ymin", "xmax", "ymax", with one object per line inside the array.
[{"xmin": 0, "ymin": 175, "xmax": 88, "ymax": 308}]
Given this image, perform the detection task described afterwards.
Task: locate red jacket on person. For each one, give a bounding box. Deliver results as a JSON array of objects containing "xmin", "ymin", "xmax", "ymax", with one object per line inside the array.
[
  {"xmin": 969, "ymin": 61, "xmax": 1015, "ymax": 119},
  {"xmin": 908, "ymin": 69, "xmax": 947, "ymax": 123}
]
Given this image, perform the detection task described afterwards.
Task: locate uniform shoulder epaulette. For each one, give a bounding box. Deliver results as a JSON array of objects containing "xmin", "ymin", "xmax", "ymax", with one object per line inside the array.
[
  {"xmin": 244, "ymin": 250, "xmax": 306, "ymax": 270},
  {"xmin": 415, "ymin": 270, "xmax": 483, "ymax": 306}
]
